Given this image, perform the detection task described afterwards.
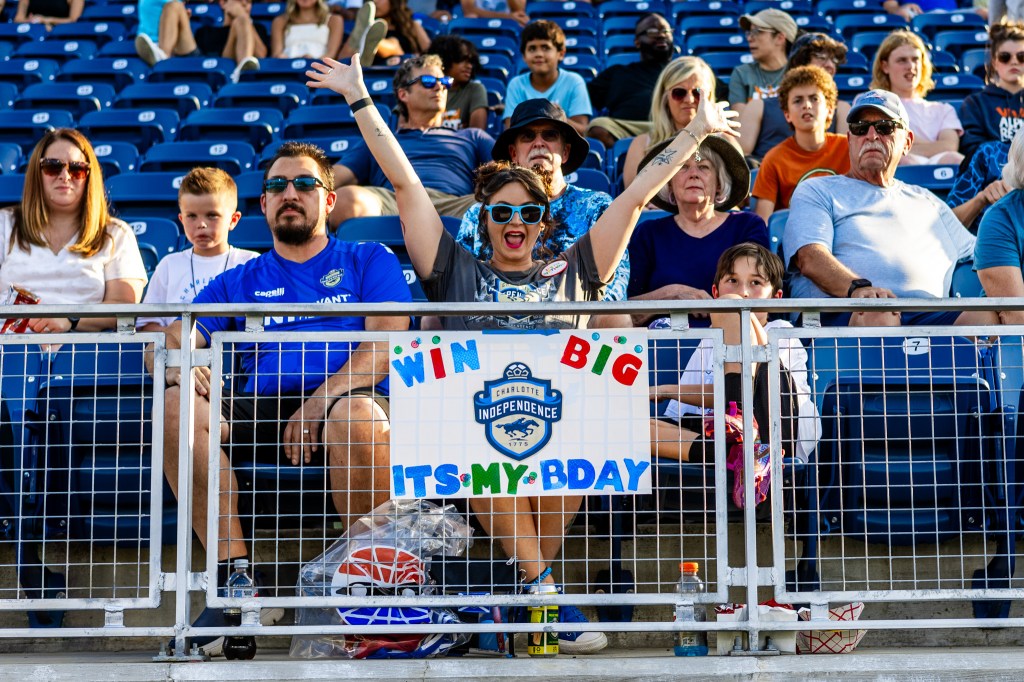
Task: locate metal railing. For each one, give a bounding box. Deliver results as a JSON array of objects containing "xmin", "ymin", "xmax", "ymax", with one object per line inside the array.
[{"xmin": 1, "ymin": 299, "xmax": 1023, "ymax": 656}]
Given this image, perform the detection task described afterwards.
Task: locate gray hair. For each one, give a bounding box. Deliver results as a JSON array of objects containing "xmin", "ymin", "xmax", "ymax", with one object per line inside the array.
[
  {"xmin": 1003, "ymin": 127, "xmax": 1024, "ymax": 190},
  {"xmin": 657, "ymin": 145, "xmax": 732, "ymax": 208}
]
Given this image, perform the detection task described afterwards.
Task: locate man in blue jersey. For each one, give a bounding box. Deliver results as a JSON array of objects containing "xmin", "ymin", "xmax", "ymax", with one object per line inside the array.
[{"xmin": 151, "ymin": 141, "xmax": 412, "ymax": 656}]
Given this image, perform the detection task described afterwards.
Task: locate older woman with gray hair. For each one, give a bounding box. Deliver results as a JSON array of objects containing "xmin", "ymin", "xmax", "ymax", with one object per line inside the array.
[
  {"xmin": 626, "ymin": 133, "xmax": 769, "ymax": 327},
  {"xmin": 975, "ymin": 127, "xmax": 1024, "ymax": 323}
]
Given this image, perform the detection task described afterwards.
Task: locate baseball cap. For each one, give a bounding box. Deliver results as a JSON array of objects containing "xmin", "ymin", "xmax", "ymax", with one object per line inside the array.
[
  {"xmin": 847, "ymin": 89, "xmax": 910, "ymax": 127},
  {"xmin": 739, "ymin": 9, "xmax": 799, "ymax": 43}
]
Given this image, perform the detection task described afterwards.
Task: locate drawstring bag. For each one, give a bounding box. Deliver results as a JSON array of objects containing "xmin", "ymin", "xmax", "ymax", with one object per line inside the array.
[{"xmin": 703, "ymin": 401, "xmax": 772, "ymax": 509}]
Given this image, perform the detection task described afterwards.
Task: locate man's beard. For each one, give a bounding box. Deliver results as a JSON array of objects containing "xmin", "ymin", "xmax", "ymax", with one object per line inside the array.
[{"xmin": 271, "ymin": 203, "xmax": 318, "ymax": 245}]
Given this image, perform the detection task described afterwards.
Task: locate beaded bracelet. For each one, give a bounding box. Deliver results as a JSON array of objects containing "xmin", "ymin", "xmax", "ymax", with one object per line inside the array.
[
  {"xmin": 349, "ymin": 97, "xmax": 373, "ymax": 113},
  {"xmin": 527, "ymin": 566, "xmax": 553, "ymax": 585}
]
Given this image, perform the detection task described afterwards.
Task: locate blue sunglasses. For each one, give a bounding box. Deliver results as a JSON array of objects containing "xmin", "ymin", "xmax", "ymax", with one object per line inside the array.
[
  {"xmin": 483, "ymin": 203, "xmax": 545, "ymax": 224},
  {"xmin": 402, "ymin": 74, "xmax": 454, "ymax": 90}
]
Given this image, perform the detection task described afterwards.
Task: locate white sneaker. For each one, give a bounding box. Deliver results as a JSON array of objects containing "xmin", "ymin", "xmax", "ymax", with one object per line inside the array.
[
  {"xmin": 557, "ymin": 604, "xmax": 609, "ymax": 655},
  {"xmin": 230, "ymin": 56, "xmax": 260, "ymax": 84},
  {"xmin": 134, "ymin": 33, "xmax": 167, "ymax": 66}
]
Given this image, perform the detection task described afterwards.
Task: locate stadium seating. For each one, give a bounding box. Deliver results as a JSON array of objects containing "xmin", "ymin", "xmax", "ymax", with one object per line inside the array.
[
  {"xmin": 114, "ymin": 82, "xmax": 212, "ymax": 117},
  {"xmin": 0, "ymin": 173, "xmax": 23, "ymax": 206},
  {"xmin": 48, "ymin": 21, "xmax": 128, "ymax": 46},
  {"xmin": 677, "ymin": 14, "xmax": 742, "ymax": 39},
  {"xmin": 817, "ymin": 0, "xmax": 885, "ymax": 20},
  {"xmin": 686, "ymin": 33, "xmax": 747, "ymax": 56},
  {"xmin": 0, "ymin": 110, "xmax": 75, "ymax": 155},
  {"xmin": 80, "ymin": 3, "xmax": 139, "ymax": 27},
  {"xmin": 961, "ymin": 48, "xmax": 988, "ymax": 78},
  {"xmin": 912, "ymin": 11, "xmax": 986, "ymax": 42},
  {"xmin": 128, "ymin": 217, "xmax": 183, "ymax": 260},
  {"xmin": 284, "ymin": 103, "xmax": 390, "ymax": 139},
  {"xmin": 228, "ymin": 216, "xmax": 275, "ymax": 253},
  {"xmin": 934, "ymin": 29, "xmax": 989, "ymax": 60},
  {"xmin": 0, "ymin": 82, "xmax": 15, "ymax": 109},
  {"xmin": 93, "ymin": 141, "xmax": 140, "ymax": 177},
  {"xmin": 57, "ymin": 57, "xmax": 148, "ymax": 89},
  {"xmin": 107, "ymin": 172, "xmax": 184, "ymax": 220},
  {"xmin": 14, "ymin": 83, "xmax": 116, "ymax": 119},
  {"xmin": 835, "ymin": 14, "xmax": 908, "ymax": 40},
  {"xmin": 78, "ymin": 108, "xmax": 179, "ymax": 153},
  {"xmin": 530, "ymin": 1, "xmax": 598, "ymax": 20},
  {"xmin": 767, "ymin": 209, "xmax": 788, "ymax": 257},
  {"xmin": 0, "ymin": 58, "xmax": 60, "ymax": 88},
  {"xmin": 0, "ymin": 22, "xmax": 46, "ymax": 45},
  {"xmin": 336, "ymin": 216, "xmax": 428, "ymax": 301},
  {"xmin": 0, "ymin": 143, "xmax": 19, "ymax": 174},
  {"xmin": 557, "ymin": 17, "xmax": 600, "ymax": 40},
  {"xmin": 140, "ymin": 141, "xmax": 258, "ymax": 175},
  {"xmin": 13, "ymin": 38, "xmax": 99, "ymax": 64},
  {"xmin": 448, "ymin": 17, "xmax": 522, "ymax": 41},
  {"xmin": 559, "ymin": 54, "xmax": 601, "ymax": 80},
  {"xmin": 149, "ymin": 57, "xmax": 235, "ymax": 89},
  {"xmin": 671, "ymin": 1, "xmax": 742, "ymax": 18},
  {"xmin": 930, "ymin": 72, "xmax": 985, "ymax": 101},
  {"xmin": 178, "ymin": 108, "xmax": 283, "ymax": 151}
]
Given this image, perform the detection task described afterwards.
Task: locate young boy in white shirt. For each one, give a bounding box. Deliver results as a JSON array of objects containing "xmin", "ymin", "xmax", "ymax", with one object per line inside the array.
[
  {"xmin": 138, "ymin": 167, "xmax": 259, "ymax": 331},
  {"xmin": 650, "ymin": 242, "xmax": 820, "ymax": 463}
]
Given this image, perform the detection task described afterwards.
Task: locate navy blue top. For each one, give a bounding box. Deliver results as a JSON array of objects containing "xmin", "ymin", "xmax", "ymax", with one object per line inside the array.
[
  {"xmin": 626, "ymin": 211, "xmax": 770, "ymax": 298},
  {"xmin": 194, "ymin": 237, "xmax": 412, "ymax": 395},
  {"xmin": 340, "ymin": 126, "xmax": 494, "ymax": 195}
]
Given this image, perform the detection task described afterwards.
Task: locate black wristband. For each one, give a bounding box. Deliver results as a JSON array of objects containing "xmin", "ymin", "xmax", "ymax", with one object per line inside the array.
[
  {"xmin": 847, "ymin": 278, "xmax": 872, "ymax": 298},
  {"xmin": 67, "ymin": 317, "xmax": 80, "ymax": 331},
  {"xmin": 349, "ymin": 97, "xmax": 373, "ymax": 113}
]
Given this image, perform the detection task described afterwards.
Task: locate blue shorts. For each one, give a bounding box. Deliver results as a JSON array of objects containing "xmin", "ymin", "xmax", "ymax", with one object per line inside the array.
[{"xmin": 820, "ymin": 309, "xmax": 962, "ymax": 327}]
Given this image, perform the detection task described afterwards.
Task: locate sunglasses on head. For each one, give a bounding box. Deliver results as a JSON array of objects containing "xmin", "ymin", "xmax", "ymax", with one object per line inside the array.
[
  {"xmin": 848, "ymin": 119, "xmax": 903, "ymax": 136},
  {"xmin": 484, "ymin": 203, "xmax": 545, "ymax": 225},
  {"xmin": 40, "ymin": 158, "xmax": 89, "ymax": 180},
  {"xmin": 402, "ymin": 74, "xmax": 454, "ymax": 90},
  {"xmin": 518, "ymin": 128, "xmax": 561, "ymax": 143},
  {"xmin": 263, "ymin": 175, "xmax": 327, "ymax": 193},
  {"xmin": 670, "ymin": 87, "xmax": 701, "ymax": 102},
  {"xmin": 997, "ymin": 51, "xmax": 1024, "ymax": 64}
]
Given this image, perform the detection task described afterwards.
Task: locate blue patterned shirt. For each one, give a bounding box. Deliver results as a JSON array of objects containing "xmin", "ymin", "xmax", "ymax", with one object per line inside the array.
[
  {"xmin": 455, "ymin": 183, "xmax": 630, "ymax": 301},
  {"xmin": 946, "ymin": 141, "xmax": 1010, "ymax": 234}
]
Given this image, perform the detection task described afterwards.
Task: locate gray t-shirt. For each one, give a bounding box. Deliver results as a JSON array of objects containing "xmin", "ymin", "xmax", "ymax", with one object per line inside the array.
[
  {"xmin": 784, "ymin": 175, "xmax": 976, "ymax": 299},
  {"xmin": 422, "ymin": 230, "xmax": 608, "ymax": 330},
  {"xmin": 727, "ymin": 62, "xmax": 786, "ymax": 105}
]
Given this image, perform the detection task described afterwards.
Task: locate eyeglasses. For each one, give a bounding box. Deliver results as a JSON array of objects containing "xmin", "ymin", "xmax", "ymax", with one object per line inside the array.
[
  {"xmin": 263, "ymin": 175, "xmax": 328, "ymax": 193},
  {"xmin": 996, "ymin": 51, "xmax": 1024, "ymax": 64},
  {"xmin": 745, "ymin": 27, "xmax": 777, "ymax": 38},
  {"xmin": 811, "ymin": 51, "xmax": 842, "ymax": 65},
  {"xmin": 636, "ymin": 27, "xmax": 672, "ymax": 38},
  {"xmin": 848, "ymin": 119, "xmax": 903, "ymax": 136},
  {"xmin": 40, "ymin": 158, "xmax": 90, "ymax": 180},
  {"xmin": 402, "ymin": 74, "xmax": 454, "ymax": 90},
  {"xmin": 670, "ymin": 87, "xmax": 701, "ymax": 102},
  {"xmin": 483, "ymin": 203, "xmax": 545, "ymax": 224},
  {"xmin": 518, "ymin": 128, "xmax": 562, "ymax": 143}
]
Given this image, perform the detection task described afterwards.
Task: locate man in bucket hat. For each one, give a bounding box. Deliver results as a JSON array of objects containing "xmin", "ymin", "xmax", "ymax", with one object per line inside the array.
[
  {"xmin": 455, "ymin": 98, "xmax": 630, "ymax": 303},
  {"xmin": 784, "ymin": 89, "xmax": 997, "ymax": 328},
  {"xmin": 730, "ymin": 8, "xmax": 800, "ymax": 112}
]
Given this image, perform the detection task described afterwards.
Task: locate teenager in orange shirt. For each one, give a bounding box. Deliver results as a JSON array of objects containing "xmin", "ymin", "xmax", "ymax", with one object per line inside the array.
[{"xmin": 752, "ymin": 65, "xmax": 850, "ymax": 221}]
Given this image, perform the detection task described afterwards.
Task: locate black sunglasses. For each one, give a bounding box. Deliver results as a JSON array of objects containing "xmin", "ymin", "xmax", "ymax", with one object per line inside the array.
[
  {"xmin": 848, "ymin": 119, "xmax": 903, "ymax": 136},
  {"xmin": 402, "ymin": 74, "xmax": 454, "ymax": 90},
  {"xmin": 518, "ymin": 128, "xmax": 562, "ymax": 143},
  {"xmin": 997, "ymin": 51, "xmax": 1024, "ymax": 64},
  {"xmin": 670, "ymin": 87, "xmax": 701, "ymax": 102},
  {"xmin": 484, "ymin": 203, "xmax": 545, "ymax": 225},
  {"xmin": 263, "ymin": 175, "xmax": 327, "ymax": 193},
  {"xmin": 40, "ymin": 158, "xmax": 90, "ymax": 180}
]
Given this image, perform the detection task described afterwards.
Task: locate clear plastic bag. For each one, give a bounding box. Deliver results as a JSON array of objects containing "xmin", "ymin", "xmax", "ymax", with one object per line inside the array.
[{"xmin": 289, "ymin": 499, "xmax": 474, "ymax": 659}]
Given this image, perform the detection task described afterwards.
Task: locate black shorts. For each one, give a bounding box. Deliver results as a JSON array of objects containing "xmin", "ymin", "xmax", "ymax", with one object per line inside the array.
[
  {"xmin": 221, "ymin": 387, "xmax": 389, "ymax": 465},
  {"xmin": 194, "ymin": 23, "xmax": 270, "ymax": 56}
]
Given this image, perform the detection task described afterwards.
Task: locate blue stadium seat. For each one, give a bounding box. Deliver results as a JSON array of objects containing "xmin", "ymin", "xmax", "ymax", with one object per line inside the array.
[
  {"xmin": 767, "ymin": 208, "xmax": 788, "ymax": 257},
  {"xmin": 894, "ymin": 164, "xmax": 958, "ymax": 198},
  {"xmin": 148, "ymin": 56, "xmax": 235, "ymax": 88},
  {"xmin": 0, "ymin": 143, "xmax": 20, "ymax": 174},
  {"xmin": 557, "ymin": 16, "xmax": 600, "ymax": 39},
  {"xmin": 564, "ymin": 35, "xmax": 600, "ymax": 57},
  {"xmin": 834, "ymin": 73, "xmax": 871, "ymax": 100},
  {"xmin": 670, "ymin": 1, "xmax": 742, "ymax": 18},
  {"xmin": 838, "ymin": 50, "xmax": 871, "ymax": 75},
  {"xmin": 604, "ymin": 52, "xmax": 641, "ymax": 69},
  {"xmin": 0, "ymin": 110, "xmax": 74, "ymax": 155},
  {"xmin": 80, "ymin": 3, "xmax": 139, "ymax": 27},
  {"xmin": 0, "ymin": 22, "xmax": 47, "ymax": 45},
  {"xmin": 929, "ymin": 72, "xmax": 985, "ymax": 101},
  {"xmin": 261, "ymin": 135, "xmax": 362, "ymax": 169},
  {"xmin": 530, "ymin": 1, "xmax": 597, "ymax": 19},
  {"xmin": 284, "ymin": 103, "xmax": 389, "ymax": 138},
  {"xmin": 213, "ymin": 81, "xmax": 308, "ymax": 113},
  {"xmin": 447, "ymin": 18, "xmax": 522, "ymax": 41},
  {"xmin": 79, "ymin": 108, "xmax": 179, "ymax": 153},
  {"xmin": 228, "ymin": 215, "xmax": 274, "ymax": 252},
  {"xmin": 236, "ymin": 56, "xmax": 312, "ymax": 83},
  {"xmin": 559, "ymin": 53, "xmax": 600, "ymax": 80},
  {"xmin": 14, "ymin": 83, "xmax": 115, "ymax": 119},
  {"xmin": 13, "ymin": 39, "xmax": 98, "ymax": 64},
  {"xmin": 93, "ymin": 141, "xmax": 140, "ymax": 177},
  {"xmin": 699, "ymin": 51, "xmax": 753, "ymax": 77},
  {"xmin": 835, "ymin": 13, "xmax": 908, "ymax": 38},
  {"xmin": 686, "ymin": 33, "xmax": 747, "ymax": 55},
  {"xmin": 189, "ymin": 1, "xmax": 225, "ymax": 25},
  {"xmin": 57, "ymin": 57, "xmax": 149, "ymax": 89},
  {"xmin": 0, "ymin": 174, "xmax": 24, "ymax": 207},
  {"xmin": 0, "ymin": 83, "xmax": 15, "ymax": 109},
  {"xmin": 912, "ymin": 10, "xmax": 986, "ymax": 41},
  {"xmin": 337, "ymin": 216, "xmax": 426, "ymax": 301},
  {"xmin": 0, "ymin": 58, "xmax": 60, "ymax": 87},
  {"xmin": 0, "ymin": 43, "xmax": 12, "ymax": 60},
  {"xmin": 178, "ymin": 108, "xmax": 282, "ymax": 151},
  {"xmin": 934, "ymin": 29, "xmax": 989, "ymax": 59},
  {"xmin": 607, "ymin": 136, "xmax": 634, "ymax": 181},
  {"xmin": 107, "ymin": 172, "xmax": 184, "ymax": 220},
  {"xmin": 114, "ymin": 82, "xmax": 211, "ymax": 117},
  {"xmin": 474, "ymin": 35, "xmax": 519, "ymax": 60},
  {"xmin": 793, "ymin": 14, "xmax": 835, "ymax": 36},
  {"xmin": 49, "ymin": 21, "xmax": 127, "ymax": 46},
  {"xmin": 601, "ymin": 16, "xmax": 644, "ymax": 39},
  {"xmin": 250, "ymin": 1, "xmax": 286, "ymax": 22},
  {"xmin": 961, "ymin": 48, "xmax": 988, "ymax": 78},
  {"xmin": 234, "ymin": 170, "xmax": 264, "ymax": 213},
  {"xmin": 677, "ymin": 14, "xmax": 741, "ymax": 38},
  {"xmin": 931, "ymin": 50, "xmax": 961, "ymax": 73},
  {"xmin": 745, "ymin": 0, "xmax": 813, "ymax": 15},
  {"xmin": 128, "ymin": 217, "xmax": 183, "ymax": 259},
  {"xmin": 604, "ymin": 33, "xmax": 641, "ymax": 56},
  {"xmin": 817, "ymin": 0, "xmax": 886, "ymax": 20},
  {"xmin": 311, "ymin": 76, "xmax": 396, "ymax": 108},
  {"xmin": 139, "ymin": 141, "xmax": 257, "ymax": 175},
  {"xmin": 598, "ymin": 0, "xmax": 669, "ymax": 21},
  {"xmin": 476, "ymin": 53, "xmax": 512, "ymax": 82},
  {"xmin": 98, "ymin": 38, "xmax": 147, "ymax": 58},
  {"xmin": 564, "ymin": 168, "xmax": 611, "ymax": 194},
  {"xmin": 851, "ymin": 31, "xmax": 898, "ymax": 60}
]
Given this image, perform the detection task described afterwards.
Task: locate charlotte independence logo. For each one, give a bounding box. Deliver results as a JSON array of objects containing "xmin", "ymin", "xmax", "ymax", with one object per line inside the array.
[
  {"xmin": 320, "ymin": 268, "xmax": 344, "ymax": 287},
  {"xmin": 473, "ymin": 362, "xmax": 562, "ymax": 460}
]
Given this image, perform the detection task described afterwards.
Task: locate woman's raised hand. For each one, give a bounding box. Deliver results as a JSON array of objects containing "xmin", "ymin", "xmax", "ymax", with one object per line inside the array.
[
  {"xmin": 306, "ymin": 55, "xmax": 366, "ymax": 100},
  {"xmin": 690, "ymin": 87, "xmax": 740, "ymax": 140}
]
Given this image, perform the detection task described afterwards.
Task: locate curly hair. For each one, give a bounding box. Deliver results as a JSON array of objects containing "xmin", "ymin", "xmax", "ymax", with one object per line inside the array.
[
  {"xmin": 473, "ymin": 161, "xmax": 554, "ymax": 259},
  {"xmin": 987, "ymin": 20, "xmax": 1024, "ymax": 84},
  {"xmin": 871, "ymin": 30, "xmax": 934, "ymax": 97},
  {"xmin": 777, "ymin": 65, "xmax": 838, "ymax": 129},
  {"xmin": 428, "ymin": 35, "xmax": 480, "ymax": 77},
  {"xmin": 786, "ymin": 32, "xmax": 847, "ymax": 71}
]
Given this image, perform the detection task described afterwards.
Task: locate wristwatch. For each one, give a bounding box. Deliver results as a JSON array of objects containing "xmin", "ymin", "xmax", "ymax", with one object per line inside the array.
[
  {"xmin": 67, "ymin": 317, "xmax": 80, "ymax": 331},
  {"xmin": 847, "ymin": 279, "xmax": 872, "ymax": 298}
]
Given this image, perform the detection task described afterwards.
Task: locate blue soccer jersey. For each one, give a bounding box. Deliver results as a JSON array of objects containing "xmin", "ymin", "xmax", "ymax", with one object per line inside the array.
[{"xmin": 193, "ymin": 237, "xmax": 412, "ymax": 395}]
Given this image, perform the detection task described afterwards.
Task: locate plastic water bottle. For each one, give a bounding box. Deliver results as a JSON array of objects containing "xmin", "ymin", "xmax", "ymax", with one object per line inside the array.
[
  {"xmin": 223, "ymin": 559, "xmax": 257, "ymax": 660},
  {"xmin": 527, "ymin": 583, "xmax": 559, "ymax": 657},
  {"xmin": 673, "ymin": 562, "xmax": 708, "ymax": 656}
]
